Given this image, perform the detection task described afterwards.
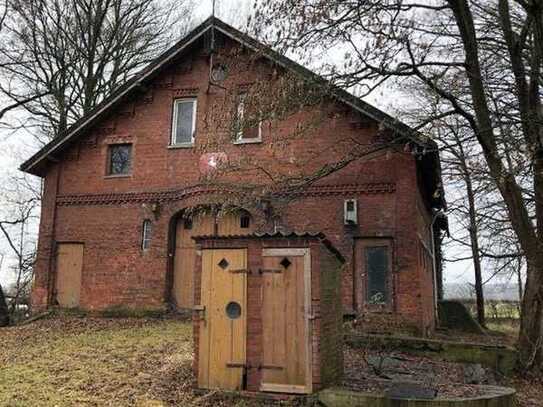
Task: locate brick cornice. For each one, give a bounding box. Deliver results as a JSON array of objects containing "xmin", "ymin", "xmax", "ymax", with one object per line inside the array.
[{"xmin": 56, "ymin": 183, "xmax": 395, "ymax": 206}]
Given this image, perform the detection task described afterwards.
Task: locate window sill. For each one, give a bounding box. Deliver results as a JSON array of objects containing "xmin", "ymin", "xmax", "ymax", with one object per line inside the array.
[
  {"xmin": 104, "ymin": 174, "xmax": 132, "ymax": 179},
  {"xmin": 233, "ymin": 138, "xmax": 262, "ymax": 145},
  {"xmin": 168, "ymin": 143, "xmax": 194, "ymax": 149}
]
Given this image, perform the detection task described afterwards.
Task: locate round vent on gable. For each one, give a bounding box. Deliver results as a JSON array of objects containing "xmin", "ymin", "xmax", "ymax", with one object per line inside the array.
[{"xmin": 211, "ymin": 63, "xmax": 228, "ymax": 82}]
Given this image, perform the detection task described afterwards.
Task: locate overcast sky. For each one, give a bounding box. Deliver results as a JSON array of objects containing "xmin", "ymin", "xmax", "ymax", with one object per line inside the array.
[{"xmin": 0, "ymin": 0, "xmax": 485, "ymax": 293}]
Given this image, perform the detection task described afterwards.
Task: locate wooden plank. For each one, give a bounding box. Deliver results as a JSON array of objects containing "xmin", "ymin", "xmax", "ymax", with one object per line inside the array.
[
  {"xmin": 262, "ymin": 248, "xmax": 308, "ymax": 257},
  {"xmin": 260, "ymin": 384, "xmax": 309, "ymax": 394},
  {"xmin": 197, "ymin": 249, "xmax": 213, "ymax": 387},
  {"xmin": 55, "ymin": 243, "xmax": 84, "ymax": 308},
  {"xmin": 173, "ymin": 215, "xmax": 214, "ymax": 308},
  {"xmin": 303, "ymin": 249, "xmax": 313, "ymax": 393},
  {"xmin": 198, "ymin": 248, "xmax": 246, "ymax": 391},
  {"xmin": 260, "ymin": 249, "xmax": 312, "ymax": 393}
]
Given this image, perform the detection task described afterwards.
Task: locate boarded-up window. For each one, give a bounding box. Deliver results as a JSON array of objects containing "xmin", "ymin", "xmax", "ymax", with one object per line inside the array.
[{"xmin": 365, "ymin": 246, "xmax": 389, "ymax": 304}]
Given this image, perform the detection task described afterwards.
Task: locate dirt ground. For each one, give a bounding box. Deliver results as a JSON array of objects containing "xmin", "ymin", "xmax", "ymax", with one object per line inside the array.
[{"xmin": 0, "ymin": 315, "xmax": 541, "ymax": 406}]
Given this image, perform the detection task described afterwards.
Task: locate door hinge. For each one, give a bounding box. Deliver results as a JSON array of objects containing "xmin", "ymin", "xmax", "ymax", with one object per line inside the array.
[
  {"xmin": 226, "ymin": 362, "xmax": 246, "ymax": 368},
  {"xmin": 259, "ymin": 364, "xmax": 284, "ymax": 371},
  {"xmin": 229, "ymin": 268, "xmax": 251, "ymax": 274},
  {"xmin": 258, "ymin": 268, "xmax": 283, "ymax": 274}
]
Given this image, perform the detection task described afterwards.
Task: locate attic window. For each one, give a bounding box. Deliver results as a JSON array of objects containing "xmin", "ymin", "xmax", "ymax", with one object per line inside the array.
[
  {"xmin": 107, "ymin": 144, "xmax": 132, "ymax": 176},
  {"xmin": 234, "ymin": 91, "xmax": 262, "ymax": 144},
  {"xmin": 211, "ymin": 64, "xmax": 228, "ymax": 82},
  {"xmin": 171, "ymin": 98, "xmax": 197, "ymax": 146}
]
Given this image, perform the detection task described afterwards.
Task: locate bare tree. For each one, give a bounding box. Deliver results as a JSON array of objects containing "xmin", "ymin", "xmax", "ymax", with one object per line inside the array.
[
  {"xmin": 0, "ymin": 0, "xmax": 194, "ymax": 140},
  {"xmin": 252, "ymin": 0, "xmax": 543, "ymax": 369},
  {"xmin": 403, "ymin": 84, "xmax": 525, "ymax": 326},
  {"xmin": 0, "ymin": 172, "xmax": 40, "ymax": 317},
  {"xmin": 0, "ymin": 282, "xmax": 9, "ymax": 326}
]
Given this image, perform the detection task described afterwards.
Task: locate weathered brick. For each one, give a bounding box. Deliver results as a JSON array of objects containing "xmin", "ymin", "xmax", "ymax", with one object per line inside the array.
[{"xmin": 29, "ymin": 29, "xmax": 438, "ymax": 337}]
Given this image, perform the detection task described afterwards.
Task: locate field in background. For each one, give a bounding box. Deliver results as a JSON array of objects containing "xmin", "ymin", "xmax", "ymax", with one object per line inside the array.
[{"xmin": 450, "ymin": 299, "xmax": 519, "ymax": 337}]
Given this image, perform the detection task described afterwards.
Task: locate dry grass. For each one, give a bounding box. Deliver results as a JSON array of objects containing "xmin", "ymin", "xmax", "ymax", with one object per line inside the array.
[
  {"xmin": 1, "ymin": 314, "xmax": 539, "ymax": 407},
  {"xmin": 0, "ymin": 314, "xmax": 280, "ymax": 407}
]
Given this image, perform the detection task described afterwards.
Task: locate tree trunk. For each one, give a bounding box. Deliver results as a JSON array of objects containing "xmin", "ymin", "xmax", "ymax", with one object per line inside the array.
[
  {"xmin": 449, "ymin": 0, "xmax": 543, "ymax": 369},
  {"xmin": 0, "ymin": 284, "xmax": 9, "ymax": 327},
  {"xmin": 518, "ymin": 256, "xmax": 543, "ymax": 368},
  {"xmin": 464, "ymin": 170, "xmax": 486, "ymax": 326}
]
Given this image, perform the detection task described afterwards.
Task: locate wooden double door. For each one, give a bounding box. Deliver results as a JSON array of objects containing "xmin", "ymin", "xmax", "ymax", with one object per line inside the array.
[
  {"xmin": 173, "ymin": 210, "xmax": 254, "ymax": 309},
  {"xmin": 197, "ymin": 248, "xmax": 312, "ymax": 394}
]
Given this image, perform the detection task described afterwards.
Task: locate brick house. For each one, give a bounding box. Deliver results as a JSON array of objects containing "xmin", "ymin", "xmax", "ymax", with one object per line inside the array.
[{"xmin": 21, "ymin": 17, "xmax": 446, "ymax": 336}]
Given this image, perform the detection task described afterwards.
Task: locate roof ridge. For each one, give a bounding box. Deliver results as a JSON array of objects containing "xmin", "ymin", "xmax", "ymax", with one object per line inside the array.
[{"xmin": 19, "ymin": 15, "xmax": 434, "ymax": 178}]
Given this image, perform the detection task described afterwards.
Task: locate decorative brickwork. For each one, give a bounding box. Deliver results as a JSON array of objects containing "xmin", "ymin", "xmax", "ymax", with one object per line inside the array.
[
  {"xmin": 27, "ymin": 22, "xmax": 440, "ymax": 337},
  {"xmin": 55, "ymin": 183, "xmax": 395, "ymax": 206}
]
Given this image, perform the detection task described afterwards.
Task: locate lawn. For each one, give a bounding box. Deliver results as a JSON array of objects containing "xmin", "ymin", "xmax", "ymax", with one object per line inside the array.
[
  {"xmin": 1, "ymin": 314, "xmax": 541, "ymax": 407},
  {"xmin": 0, "ymin": 314, "xmax": 268, "ymax": 407}
]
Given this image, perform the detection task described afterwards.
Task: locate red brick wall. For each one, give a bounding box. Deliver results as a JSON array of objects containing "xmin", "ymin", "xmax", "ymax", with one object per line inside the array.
[{"xmin": 30, "ymin": 33, "xmax": 437, "ymax": 334}]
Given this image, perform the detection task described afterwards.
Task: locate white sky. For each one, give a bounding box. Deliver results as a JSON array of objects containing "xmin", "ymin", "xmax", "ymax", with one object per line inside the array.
[{"xmin": 0, "ymin": 0, "xmax": 478, "ymax": 291}]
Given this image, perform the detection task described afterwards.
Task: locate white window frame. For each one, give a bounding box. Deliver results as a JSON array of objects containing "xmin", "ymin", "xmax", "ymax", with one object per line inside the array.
[
  {"xmin": 170, "ymin": 98, "xmax": 197, "ymax": 147},
  {"xmin": 233, "ymin": 92, "xmax": 262, "ymax": 144},
  {"xmin": 141, "ymin": 219, "xmax": 152, "ymax": 251}
]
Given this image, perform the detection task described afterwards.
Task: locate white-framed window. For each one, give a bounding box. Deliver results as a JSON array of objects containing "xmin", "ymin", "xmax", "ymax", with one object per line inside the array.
[
  {"xmin": 234, "ymin": 91, "xmax": 262, "ymax": 143},
  {"xmin": 171, "ymin": 98, "xmax": 197, "ymax": 146},
  {"xmin": 141, "ymin": 219, "xmax": 152, "ymax": 250}
]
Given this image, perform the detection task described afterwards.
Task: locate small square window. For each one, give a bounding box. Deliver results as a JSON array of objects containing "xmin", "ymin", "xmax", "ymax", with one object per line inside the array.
[
  {"xmin": 108, "ymin": 144, "xmax": 132, "ymax": 175},
  {"xmin": 171, "ymin": 99, "xmax": 197, "ymax": 145},
  {"xmin": 240, "ymin": 215, "xmax": 250, "ymax": 229}
]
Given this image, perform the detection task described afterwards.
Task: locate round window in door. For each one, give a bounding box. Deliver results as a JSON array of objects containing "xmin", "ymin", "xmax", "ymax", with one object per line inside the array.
[{"xmin": 225, "ymin": 301, "xmax": 242, "ymax": 319}]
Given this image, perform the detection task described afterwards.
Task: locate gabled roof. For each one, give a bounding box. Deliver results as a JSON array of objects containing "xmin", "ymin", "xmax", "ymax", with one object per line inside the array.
[{"xmin": 19, "ymin": 16, "xmax": 444, "ymax": 208}]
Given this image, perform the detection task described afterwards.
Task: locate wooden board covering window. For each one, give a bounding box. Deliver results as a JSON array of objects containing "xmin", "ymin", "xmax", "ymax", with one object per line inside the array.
[
  {"xmin": 55, "ymin": 243, "xmax": 84, "ymax": 308},
  {"xmin": 173, "ymin": 215, "xmax": 214, "ymax": 308},
  {"xmin": 174, "ymin": 210, "xmax": 254, "ymax": 309}
]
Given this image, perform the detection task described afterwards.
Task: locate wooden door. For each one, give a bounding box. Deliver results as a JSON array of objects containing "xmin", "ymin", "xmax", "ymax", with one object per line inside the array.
[
  {"xmin": 55, "ymin": 243, "xmax": 84, "ymax": 308},
  {"xmin": 173, "ymin": 215, "xmax": 214, "ymax": 308},
  {"xmin": 198, "ymin": 249, "xmax": 247, "ymax": 390},
  {"xmin": 174, "ymin": 210, "xmax": 253, "ymax": 309},
  {"xmin": 260, "ymin": 248, "xmax": 312, "ymax": 394}
]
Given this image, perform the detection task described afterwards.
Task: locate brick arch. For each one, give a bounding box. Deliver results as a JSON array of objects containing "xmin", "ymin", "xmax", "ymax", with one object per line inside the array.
[{"xmin": 163, "ymin": 194, "xmax": 271, "ymax": 307}]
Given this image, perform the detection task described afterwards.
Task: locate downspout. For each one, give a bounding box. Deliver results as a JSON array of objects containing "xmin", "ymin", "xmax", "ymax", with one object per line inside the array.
[
  {"xmin": 430, "ymin": 210, "xmax": 445, "ymax": 327},
  {"xmin": 46, "ymin": 164, "xmax": 61, "ymax": 307}
]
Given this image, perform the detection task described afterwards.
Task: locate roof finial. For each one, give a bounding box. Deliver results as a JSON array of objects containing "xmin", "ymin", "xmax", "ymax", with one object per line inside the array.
[{"xmin": 212, "ymin": 0, "xmax": 216, "ymax": 19}]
